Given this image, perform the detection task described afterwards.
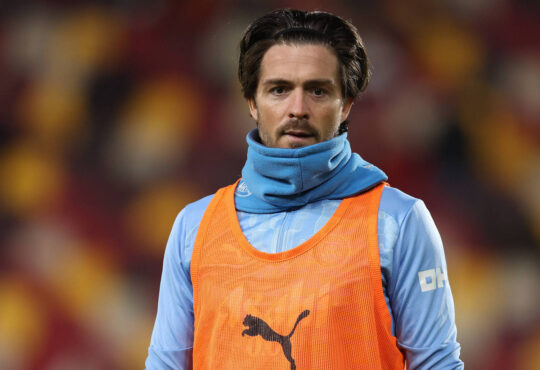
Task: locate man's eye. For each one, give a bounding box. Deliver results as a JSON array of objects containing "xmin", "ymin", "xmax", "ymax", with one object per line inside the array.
[
  {"xmin": 271, "ymin": 87, "xmax": 286, "ymax": 95},
  {"xmin": 313, "ymin": 87, "xmax": 326, "ymax": 96}
]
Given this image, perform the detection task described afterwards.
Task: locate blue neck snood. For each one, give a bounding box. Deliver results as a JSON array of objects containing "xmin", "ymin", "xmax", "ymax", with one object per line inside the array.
[{"xmin": 234, "ymin": 129, "xmax": 387, "ymax": 213}]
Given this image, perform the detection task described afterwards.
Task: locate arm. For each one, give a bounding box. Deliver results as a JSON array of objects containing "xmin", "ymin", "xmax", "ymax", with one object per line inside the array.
[
  {"xmin": 144, "ymin": 209, "xmax": 194, "ymax": 370},
  {"xmin": 145, "ymin": 196, "xmax": 213, "ymax": 370},
  {"xmin": 389, "ymin": 200, "xmax": 464, "ymax": 369}
]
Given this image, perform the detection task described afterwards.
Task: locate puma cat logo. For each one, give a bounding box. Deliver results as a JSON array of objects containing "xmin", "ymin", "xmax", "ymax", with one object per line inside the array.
[{"xmin": 242, "ymin": 310, "xmax": 310, "ymax": 370}]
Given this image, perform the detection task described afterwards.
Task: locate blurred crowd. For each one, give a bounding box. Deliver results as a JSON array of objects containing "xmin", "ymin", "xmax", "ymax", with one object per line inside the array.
[{"xmin": 0, "ymin": 0, "xmax": 538, "ymax": 369}]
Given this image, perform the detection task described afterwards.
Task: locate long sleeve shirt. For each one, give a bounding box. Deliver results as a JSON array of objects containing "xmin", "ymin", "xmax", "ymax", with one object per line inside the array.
[{"xmin": 145, "ymin": 185, "xmax": 463, "ymax": 369}]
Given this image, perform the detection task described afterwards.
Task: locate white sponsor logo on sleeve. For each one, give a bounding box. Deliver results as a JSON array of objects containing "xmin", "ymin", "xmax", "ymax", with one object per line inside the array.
[{"xmin": 418, "ymin": 267, "xmax": 447, "ymax": 292}]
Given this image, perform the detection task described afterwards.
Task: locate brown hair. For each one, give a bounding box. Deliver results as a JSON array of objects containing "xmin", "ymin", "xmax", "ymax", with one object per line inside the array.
[{"xmin": 238, "ymin": 9, "xmax": 371, "ymax": 101}]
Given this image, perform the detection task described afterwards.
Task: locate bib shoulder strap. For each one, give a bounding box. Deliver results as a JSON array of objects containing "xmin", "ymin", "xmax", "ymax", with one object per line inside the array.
[{"xmin": 191, "ymin": 179, "xmax": 241, "ymax": 311}]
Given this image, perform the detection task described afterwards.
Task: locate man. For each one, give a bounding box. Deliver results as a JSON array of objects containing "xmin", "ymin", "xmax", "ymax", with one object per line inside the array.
[{"xmin": 145, "ymin": 9, "xmax": 463, "ymax": 370}]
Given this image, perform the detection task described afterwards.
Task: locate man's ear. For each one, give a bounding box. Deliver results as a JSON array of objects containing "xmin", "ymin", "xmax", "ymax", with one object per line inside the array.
[
  {"xmin": 340, "ymin": 97, "xmax": 354, "ymax": 122},
  {"xmin": 248, "ymin": 98, "xmax": 258, "ymax": 121}
]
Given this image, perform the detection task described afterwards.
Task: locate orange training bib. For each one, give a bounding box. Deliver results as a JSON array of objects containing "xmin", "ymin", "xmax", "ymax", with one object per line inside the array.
[{"xmin": 191, "ymin": 182, "xmax": 405, "ymax": 369}]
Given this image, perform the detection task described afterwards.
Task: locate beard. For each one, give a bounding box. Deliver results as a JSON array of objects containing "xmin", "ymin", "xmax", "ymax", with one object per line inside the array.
[{"xmin": 256, "ymin": 117, "xmax": 324, "ymax": 148}]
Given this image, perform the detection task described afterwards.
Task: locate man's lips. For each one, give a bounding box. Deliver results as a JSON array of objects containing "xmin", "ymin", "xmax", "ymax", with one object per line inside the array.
[{"xmin": 284, "ymin": 130, "xmax": 312, "ymax": 137}]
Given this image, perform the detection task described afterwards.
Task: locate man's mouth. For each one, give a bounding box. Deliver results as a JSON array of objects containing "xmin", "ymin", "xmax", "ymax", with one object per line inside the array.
[
  {"xmin": 278, "ymin": 127, "xmax": 318, "ymax": 148},
  {"xmin": 284, "ymin": 130, "xmax": 311, "ymax": 138}
]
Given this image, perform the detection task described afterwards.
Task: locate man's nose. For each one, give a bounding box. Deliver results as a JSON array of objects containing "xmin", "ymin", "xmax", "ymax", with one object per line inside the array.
[{"xmin": 288, "ymin": 90, "xmax": 309, "ymax": 119}]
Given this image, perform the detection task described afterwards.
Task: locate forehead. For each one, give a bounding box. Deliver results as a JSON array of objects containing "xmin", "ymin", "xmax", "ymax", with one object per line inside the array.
[{"xmin": 259, "ymin": 44, "xmax": 339, "ymax": 84}]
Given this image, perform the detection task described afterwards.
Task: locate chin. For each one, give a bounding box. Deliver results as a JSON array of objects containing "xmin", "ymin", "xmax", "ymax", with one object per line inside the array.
[
  {"xmin": 286, "ymin": 141, "xmax": 310, "ymax": 149},
  {"xmin": 279, "ymin": 136, "xmax": 318, "ymax": 149}
]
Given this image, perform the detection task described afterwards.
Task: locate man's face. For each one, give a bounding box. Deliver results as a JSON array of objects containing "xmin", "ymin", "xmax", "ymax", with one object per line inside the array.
[{"xmin": 248, "ymin": 43, "xmax": 353, "ymax": 149}]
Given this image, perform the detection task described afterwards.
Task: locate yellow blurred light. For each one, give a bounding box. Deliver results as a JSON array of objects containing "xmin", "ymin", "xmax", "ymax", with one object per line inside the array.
[
  {"xmin": 44, "ymin": 245, "xmax": 151, "ymax": 368},
  {"xmin": 461, "ymin": 99, "xmax": 540, "ymax": 242},
  {"xmin": 120, "ymin": 77, "xmax": 202, "ymax": 144},
  {"xmin": 49, "ymin": 243, "xmax": 118, "ymax": 317},
  {"xmin": 14, "ymin": 5, "xmax": 121, "ymax": 154},
  {"xmin": 413, "ymin": 18, "xmax": 484, "ymax": 88},
  {"xmin": 0, "ymin": 278, "xmax": 47, "ymax": 367},
  {"xmin": 0, "ymin": 143, "xmax": 64, "ymax": 216},
  {"xmin": 108, "ymin": 78, "xmax": 204, "ymax": 182},
  {"xmin": 518, "ymin": 330, "xmax": 540, "ymax": 370},
  {"xmin": 473, "ymin": 110, "xmax": 535, "ymax": 185},
  {"xmin": 125, "ymin": 182, "xmax": 200, "ymax": 256},
  {"xmin": 17, "ymin": 82, "xmax": 87, "ymax": 152},
  {"xmin": 451, "ymin": 249, "xmax": 504, "ymax": 356},
  {"xmin": 68, "ymin": 275, "xmax": 156, "ymax": 370},
  {"xmin": 48, "ymin": 5, "xmax": 122, "ymax": 75}
]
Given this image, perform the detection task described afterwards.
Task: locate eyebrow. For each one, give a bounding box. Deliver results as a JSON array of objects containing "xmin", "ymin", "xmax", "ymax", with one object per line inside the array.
[{"xmin": 261, "ymin": 78, "xmax": 336, "ymax": 87}]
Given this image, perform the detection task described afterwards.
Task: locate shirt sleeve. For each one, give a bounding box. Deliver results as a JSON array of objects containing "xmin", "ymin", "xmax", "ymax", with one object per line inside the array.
[
  {"xmin": 388, "ymin": 200, "xmax": 464, "ymax": 369},
  {"xmin": 145, "ymin": 195, "xmax": 213, "ymax": 370},
  {"xmin": 144, "ymin": 209, "xmax": 194, "ymax": 370}
]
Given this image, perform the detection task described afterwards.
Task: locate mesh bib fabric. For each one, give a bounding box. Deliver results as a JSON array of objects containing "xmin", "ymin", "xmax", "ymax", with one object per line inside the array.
[{"xmin": 191, "ymin": 182, "xmax": 405, "ymax": 369}]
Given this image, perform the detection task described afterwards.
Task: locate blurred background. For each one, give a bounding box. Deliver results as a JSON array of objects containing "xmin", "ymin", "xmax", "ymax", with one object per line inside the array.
[{"xmin": 0, "ymin": 0, "xmax": 538, "ymax": 369}]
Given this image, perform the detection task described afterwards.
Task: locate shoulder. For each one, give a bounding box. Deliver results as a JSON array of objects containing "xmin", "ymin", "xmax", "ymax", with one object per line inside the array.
[
  {"xmin": 178, "ymin": 181, "xmax": 240, "ymax": 226},
  {"xmin": 165, "ymin": 194, "xmax": 216, "ymax": 272},
  {"xmin": 173, "ymin": 194, "xmax": 215, "ymax": 239},
  {"xmin": 377, "ymin": 186, "xmax": 424, "ymax": 284},
  {"xmin": 377, "ymin": 186, "xmax": 440, "ymax": 275},
  {"xmin": 381, "ymin": 186, "xmax": 445, "ymax": 272},
  {"xmin": 181, "ymin": 194, "xmax": 215, "ymax": 222},
  {"xmin": 167, "ymin": 193, "xmax": 215, "ymax": 242},
  {"xmin": 380, "ymin": 185, "xmax": 440, "ymax": 242},
  {"xmin": 379, "ymin": 185, "xmax": 421, "ymax": 227},
  {"xmin": 174, "ymin": 181, "xmax": 238, "ymax": 239}
]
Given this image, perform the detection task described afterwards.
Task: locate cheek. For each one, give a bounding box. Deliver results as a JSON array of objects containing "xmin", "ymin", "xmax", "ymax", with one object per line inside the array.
[
  {"xmin": 258, "ymin": 103, "xmax": 281, "ymax": 126},
  {"xmin": 322, "ymin": 103, "xmax": 345, "ymax": 123}
]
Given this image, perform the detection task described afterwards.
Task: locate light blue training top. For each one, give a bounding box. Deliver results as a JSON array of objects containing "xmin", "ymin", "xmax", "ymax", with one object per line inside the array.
[{"xmin": 145, "ymin": 131, "xmax": 463, "ymax": 369}]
